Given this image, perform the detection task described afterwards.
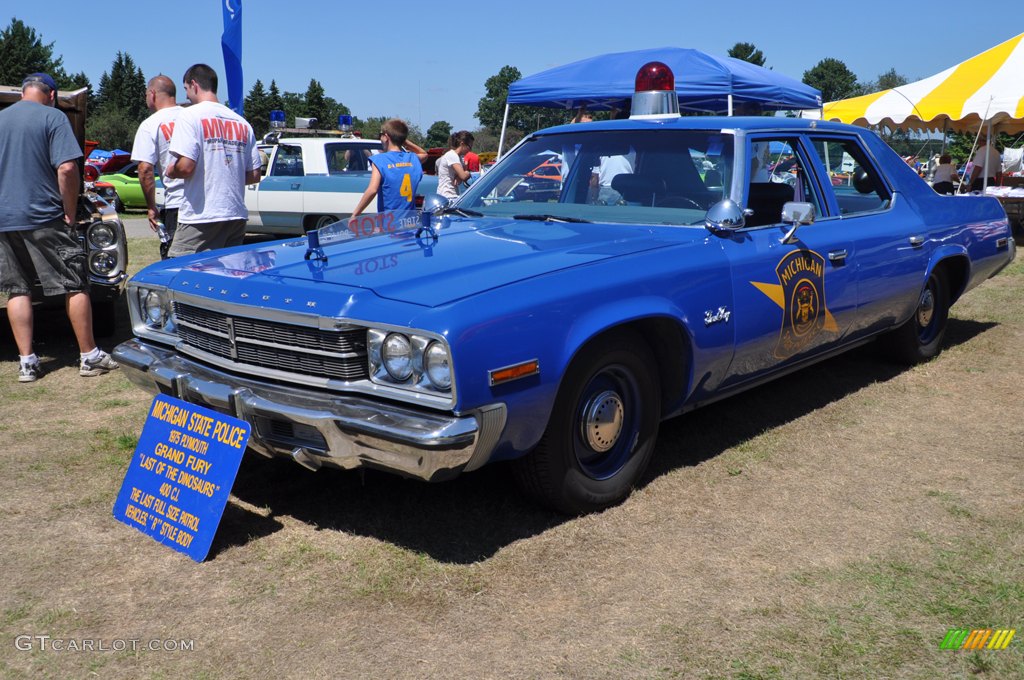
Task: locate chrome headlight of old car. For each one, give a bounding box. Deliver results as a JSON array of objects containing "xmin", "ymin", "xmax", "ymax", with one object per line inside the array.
[
  {"xmin": 424, "ymin": 341, "xmax": 451, "ymax": 389},
  {"xmin": 368, "ymin": 328, "xmax": 453, "ymax": 397},
  {"xmin": 87, "ymin": 221, "xmax": 117, "ymax": 248},
  {"xmin": 82, "ymin": 219, "xmax": 127, "ymax": 281},
  {"xmin": 129, "ymin": 284, "xmax": 176, "ymax": 337},
  {"xmin": 381, "ymin": 333, "xmax": 414, "ymax": 381}
]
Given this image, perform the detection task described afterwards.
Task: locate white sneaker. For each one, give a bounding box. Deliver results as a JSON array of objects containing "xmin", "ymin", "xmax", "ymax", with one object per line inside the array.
[
  {"xmin": 18, "ymin": 362, "xmax": 42, "ymax": 383},
  {"xmin": 80, "ymin": 351, "xmax": 119, "ymax": 377}
]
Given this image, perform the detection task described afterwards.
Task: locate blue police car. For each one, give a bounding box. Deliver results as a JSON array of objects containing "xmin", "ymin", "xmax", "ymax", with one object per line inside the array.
[{"xmin": 114, "ymin": 63, "xmax": 1015, "ymax": 514}]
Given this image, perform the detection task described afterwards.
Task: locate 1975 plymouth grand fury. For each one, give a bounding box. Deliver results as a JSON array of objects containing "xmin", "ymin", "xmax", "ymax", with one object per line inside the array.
[{"xmin": 114, "ymin": 66, "xmax": 1015, "ymax": 513}]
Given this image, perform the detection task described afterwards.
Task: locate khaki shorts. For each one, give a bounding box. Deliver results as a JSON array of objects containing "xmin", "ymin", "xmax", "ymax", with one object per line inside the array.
[
  {"xmin": 167, "ymin": 219, "xmax": 247, "ymax": 258},
  {"xmin": 0, "ymin": 220, "xmax": 89, "ymax": 297}
]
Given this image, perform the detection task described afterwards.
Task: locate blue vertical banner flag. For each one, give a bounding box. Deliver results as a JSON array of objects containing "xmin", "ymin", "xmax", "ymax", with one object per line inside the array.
[{"xmin": 221, "ymin": 0, "xmax": 243, "ymax": 114}]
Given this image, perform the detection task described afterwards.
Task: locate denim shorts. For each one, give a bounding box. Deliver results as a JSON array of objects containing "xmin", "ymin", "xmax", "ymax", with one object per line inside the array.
[{"xmin": 0, "ymin": 219, "xmax": 89, "ymax": 296}]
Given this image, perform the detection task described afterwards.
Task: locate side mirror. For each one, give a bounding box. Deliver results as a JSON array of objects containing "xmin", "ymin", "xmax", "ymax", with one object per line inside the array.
[
  {"xmin": 780, "ymin": 201, "xmax": 815, "ymax": 244},
  {"xmin": 704, "ymin": 198, "xmax": 745, "ymax": 234}
]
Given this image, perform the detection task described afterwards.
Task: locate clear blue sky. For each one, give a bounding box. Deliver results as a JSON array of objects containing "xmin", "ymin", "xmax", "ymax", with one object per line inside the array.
[{"xmin": 9, "ymin": 1, "xmax": 1022, "ymax": 132}]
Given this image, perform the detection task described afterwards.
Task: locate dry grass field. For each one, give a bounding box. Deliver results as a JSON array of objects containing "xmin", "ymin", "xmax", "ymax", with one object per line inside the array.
[{"xmin": 1, "ymin": 236, "xmax": 1021, "ymax": 679}]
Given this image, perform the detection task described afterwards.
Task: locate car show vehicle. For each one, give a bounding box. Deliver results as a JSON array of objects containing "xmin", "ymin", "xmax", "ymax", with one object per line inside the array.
[
  {"xmin": 113, "ymin": 64, "xmax": 1014, "ymax": 513},
  {"xmin": 247, "ymin": 134, "xmax": 439, "ymax": 236},
  {"xmin": 0, "ymin": 85, "xmax": 129, "ymax": 337},
  {"xmin": 95, "ymin": 161, "xmax": 165, "ymax": 212}
]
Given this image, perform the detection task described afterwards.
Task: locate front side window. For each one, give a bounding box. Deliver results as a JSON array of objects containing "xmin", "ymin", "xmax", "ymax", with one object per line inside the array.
[
  {"xmin": 270, "ymin": 145, "xmax": 304, "ymax": 177},
  {"xmin": 744, "ymin": 137, "xmax": 823, "ymax": 228},
  {"xmin": 807, "ymin": 137, "xmax": 891, "ymax": 216},
  {"xmin": 458, "ymin": 129, "xmax": 735, "ymax": 226}
]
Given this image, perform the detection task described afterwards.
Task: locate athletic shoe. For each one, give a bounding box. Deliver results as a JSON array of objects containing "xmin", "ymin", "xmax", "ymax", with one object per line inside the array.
[
  {"xmin": 18, "ymin": 362, "xmax": 42, "ymax": 383},
  {"xmin": 80, "ymin": 350, "xmax": 119, "ymax": 377}
]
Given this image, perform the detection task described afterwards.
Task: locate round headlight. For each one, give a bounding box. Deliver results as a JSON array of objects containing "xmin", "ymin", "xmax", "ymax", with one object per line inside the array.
[
  {"xmin": 89, "ymin": 251, "xmax": 117, "ymax": 275},
  {"xmin": 382, "ymin": 333, "xmax": 413, "ymax": 381},
  {"xmin": 143, "ymin": 290, "xmax": 166, "ymax": 326},
  {"xmin": 424, "ymin": 341, "xmax": 451, "ymax": 389},
  {"xmin": 88, "ymin": 222, "xmax": 117, "ymax": 249}
]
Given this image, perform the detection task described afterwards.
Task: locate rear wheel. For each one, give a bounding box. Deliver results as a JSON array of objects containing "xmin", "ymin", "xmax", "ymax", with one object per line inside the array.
[
  {"xmin": 513, "ymin": 330, "xmax": 661, "ymax": 514},
  {"xmin": 308, "ymin": 214, "xmax": 339, "ymax": 231},
  {"xmin": 879, "ymin": 271, "xmax": 949, "ymax": 364}
]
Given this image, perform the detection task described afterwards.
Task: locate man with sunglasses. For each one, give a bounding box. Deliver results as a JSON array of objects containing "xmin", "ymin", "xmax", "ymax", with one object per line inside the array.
[
  {"xmin": 164, "ymin": 64, "xmax": 261, "ymax": 256},
  {"xmin": 349, "ymin": 119, "xmax": 426, "ymax": 230}
]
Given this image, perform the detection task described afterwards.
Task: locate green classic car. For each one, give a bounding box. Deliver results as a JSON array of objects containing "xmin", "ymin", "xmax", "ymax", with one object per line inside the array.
[{"xmin": 96, "ymin": 161, "xmax": 164, "ymax": 212}]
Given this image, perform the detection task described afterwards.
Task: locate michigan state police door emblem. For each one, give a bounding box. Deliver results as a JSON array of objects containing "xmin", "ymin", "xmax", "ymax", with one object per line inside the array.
[{"xmin": 751, "ymin": 249, "xmax": 838, "ymax": 360}]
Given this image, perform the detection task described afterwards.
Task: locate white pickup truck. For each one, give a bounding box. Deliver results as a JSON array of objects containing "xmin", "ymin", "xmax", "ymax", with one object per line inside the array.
[{"xmin": 246, "ymin": 135, "xmax": 438, "ymax": 235}]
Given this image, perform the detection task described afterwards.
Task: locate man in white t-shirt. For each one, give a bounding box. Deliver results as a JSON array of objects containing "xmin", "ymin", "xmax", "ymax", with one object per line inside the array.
[
  {"xmin": 966, "ymin": 138, "xmax": 1001, "ymax": 192},
  {"xmin": 164, "ymin": 64, "xmax": 261, "ymax": 257},
  {"xmin": 131, "ymin": 75, "xmax": 183, "ymax": 258}
]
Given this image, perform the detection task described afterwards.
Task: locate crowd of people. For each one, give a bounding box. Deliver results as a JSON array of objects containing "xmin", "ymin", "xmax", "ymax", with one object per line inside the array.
[{"xmin": 905, "ymin": 137, "xmax": 1005, "ymax": 194}]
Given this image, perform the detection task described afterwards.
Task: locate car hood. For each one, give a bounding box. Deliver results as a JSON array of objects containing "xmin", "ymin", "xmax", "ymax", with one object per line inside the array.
[{"xmin": 170, "ymin": 217, "xmax": 695, "ymax": 308}]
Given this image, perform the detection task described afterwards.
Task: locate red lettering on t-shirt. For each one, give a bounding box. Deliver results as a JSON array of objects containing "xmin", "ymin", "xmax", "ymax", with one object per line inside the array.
[
  {"xmin": 159, "ymin": 122, "xmax": 175, "ymax": 141},
  {"xmin": 201, "ymin": 118, "xmax": 218, "ymax": 139}
]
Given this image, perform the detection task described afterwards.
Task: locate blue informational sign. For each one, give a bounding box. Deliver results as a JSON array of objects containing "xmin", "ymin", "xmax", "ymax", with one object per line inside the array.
[{"xmin": 113, "ymin": 395, "xmax": 250, "ymax": 562}]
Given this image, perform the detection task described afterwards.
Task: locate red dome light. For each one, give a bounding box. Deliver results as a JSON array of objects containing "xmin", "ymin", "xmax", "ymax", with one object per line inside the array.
[{"xmin": 634, "ymin": 61, "xmax": 674, "ymax": 92}]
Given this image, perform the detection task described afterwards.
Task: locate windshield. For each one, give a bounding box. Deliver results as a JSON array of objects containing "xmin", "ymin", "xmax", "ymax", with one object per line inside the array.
[{"xmin": 459, "ymin": 129, "xmax": 734, "ymax": 225}]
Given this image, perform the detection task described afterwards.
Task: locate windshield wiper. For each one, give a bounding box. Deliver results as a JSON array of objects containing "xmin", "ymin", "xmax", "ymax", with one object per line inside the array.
[
  {"xmin": 436, "ymin": 206, "xmax": 484, "ymax": 217},
  {"xmin": 512, "ymin": 214, "xmax": 592, "ymax": 223}
]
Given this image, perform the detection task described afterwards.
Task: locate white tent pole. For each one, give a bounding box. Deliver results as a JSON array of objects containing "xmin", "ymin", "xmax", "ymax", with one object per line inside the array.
[
  {"xmin": 497, "ymin": 103, "xmax": 511, "ymax": 159},
  {"xmin": 728, "ymin": 94, "xmax": 733, "ymax": 116},
  {"xmin": 984, "ymin": 121, "xmax": 993, "ymax": 191}
]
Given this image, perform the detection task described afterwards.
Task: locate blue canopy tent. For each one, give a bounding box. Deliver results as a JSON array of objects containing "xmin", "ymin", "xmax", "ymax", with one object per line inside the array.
[{"xmin": 499, "ymin": 47, "xmax": 822, "ymax": 153}]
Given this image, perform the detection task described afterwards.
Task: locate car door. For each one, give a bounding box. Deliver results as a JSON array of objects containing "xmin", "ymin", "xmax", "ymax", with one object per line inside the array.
[
  {"xmin": 251, "ymin": 144, "xmax": 305, "ymax": 231},
  {"xmin": 718, "ymin": 135, "xmax": 859, "ymax": 389},
  {"xmin": 804, "ymin": 134, "xmax": 929, "ymax": 336}
]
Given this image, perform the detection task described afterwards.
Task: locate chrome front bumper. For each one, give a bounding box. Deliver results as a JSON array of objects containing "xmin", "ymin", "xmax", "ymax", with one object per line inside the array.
[{"xmin": 113, "ymin": 339, "xmax": 506, "ymax": 482}]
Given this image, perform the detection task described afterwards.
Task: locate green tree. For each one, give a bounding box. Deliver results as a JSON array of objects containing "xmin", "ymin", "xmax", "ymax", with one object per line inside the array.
[
  {"xmin": 303, "ymin": 78, "xmax": 329, "ymax": 129},
  {"xmin": 475, "ymin": 65, "xmax": 563, "ymax": 135},
  {"xmin": 267, "ymin": 80, "xmax": 284, "ymax": 113},
  {"xmin": 244, "ymin": 79, "xmax": 270, "ymax": 137},
  {"xmin": 802, "ymin": 58, "xmax": 859, "ymax": 103},
  {"xmin": 0, "ymin": 18, "xmax": 65, "ymax": 85},
  {"xmin": 85, "ymin": 107, "xmax": 139, "ymax": 151},
  {"xmin": 425, "ymin": 120, "xmax": 452, "ymax": 148},
  {"xmin": 94, "ymin": 51, "xmax": 147, "ymax": 126},
  {"xmin": 727, "ymin": 42, "xmax": 766, "ymax": 67},
  {"xmin": 874, "ymin": 68, "xmax": 908, "ymax": 91}
]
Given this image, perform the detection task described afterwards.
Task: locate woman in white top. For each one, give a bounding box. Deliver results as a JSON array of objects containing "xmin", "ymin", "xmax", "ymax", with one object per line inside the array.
[
  {"xmin": 931, "ymin": 154, "xmax": 958, "ymax": 195},
  {"xmin": 436, "ymin": 130, "xmax": 474, "ymax": 201}
]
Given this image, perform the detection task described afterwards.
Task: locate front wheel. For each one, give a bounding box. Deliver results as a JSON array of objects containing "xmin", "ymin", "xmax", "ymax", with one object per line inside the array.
[
  {"xmin": 513, "ymin": 330, "xmax": 661, "ymax": 514},
  {"xmin": 879, "ymin": 271, "xmax": 949, "ymax": 364}
]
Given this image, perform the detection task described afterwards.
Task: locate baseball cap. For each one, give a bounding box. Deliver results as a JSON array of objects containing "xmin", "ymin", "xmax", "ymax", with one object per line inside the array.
[{"xmin": 23, "ymin": 72, "xmax": 58, "ymax": 93}]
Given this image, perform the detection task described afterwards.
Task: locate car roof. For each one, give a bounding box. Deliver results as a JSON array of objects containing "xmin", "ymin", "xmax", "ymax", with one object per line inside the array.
[{"xmin": 536, "ymin": 115, "xmax": 860, "ymax": 136}]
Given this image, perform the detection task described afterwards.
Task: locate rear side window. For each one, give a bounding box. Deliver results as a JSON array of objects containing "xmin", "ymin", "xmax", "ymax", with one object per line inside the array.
[
  {"xmin": 325, "ymin": 143, "xmax": 377, "ymax": 173},
  {"xmin": 808, "ymin": 137, "xmax": 891, "ymax": 216}
]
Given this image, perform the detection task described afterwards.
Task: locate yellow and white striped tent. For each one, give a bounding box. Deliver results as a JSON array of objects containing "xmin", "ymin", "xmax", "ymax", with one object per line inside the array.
[{"xmin": 821, "ymin": 32, "xmax": 1024, "ymax": 133}]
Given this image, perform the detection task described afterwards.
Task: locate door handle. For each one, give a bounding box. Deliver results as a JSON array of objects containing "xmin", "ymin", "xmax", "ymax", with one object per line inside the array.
[
  {"xmin": 909, "ymin": 235, "xmax": 925, "ymax": 247},
  {"xmin": 828, "ymin": 249, "xmax": 848, "ymax": 263},
  {"xmin": 291, "ymin": 183, "xmax": 301, "ymax": 190}
]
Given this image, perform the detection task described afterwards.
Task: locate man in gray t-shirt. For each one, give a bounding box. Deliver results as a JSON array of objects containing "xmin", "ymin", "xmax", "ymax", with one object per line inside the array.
[{"xmin": 0, "ymin": 73, "xmax": 119, "ymax": 383}]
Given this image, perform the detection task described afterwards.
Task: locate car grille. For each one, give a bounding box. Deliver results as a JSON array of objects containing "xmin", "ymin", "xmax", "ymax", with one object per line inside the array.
[{"xmin": 173, "ymin": 302, "xmax": 368, "ymax": 381}]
